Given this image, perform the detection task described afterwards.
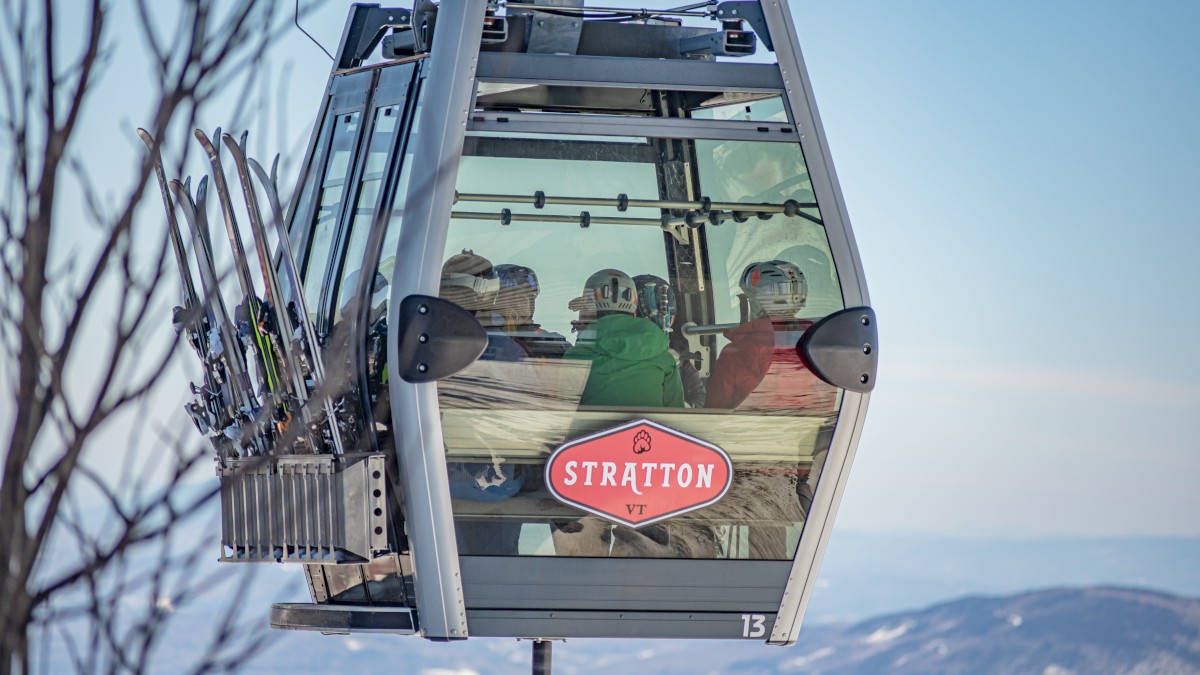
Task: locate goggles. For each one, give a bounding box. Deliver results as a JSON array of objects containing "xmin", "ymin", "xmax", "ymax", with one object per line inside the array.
[
  {"xmin": 756, "ymin": 277, "xmax": 807, "ymax": 308},
  {"xmin": 596, "ymin": 281, "xmax": 634, "ymax": 303},
  {"xmin": 638, "ymin": 282, "xmax": 676, "ymax": 330},
  {"xmin": 498, "ymin": 267, "xmax": 539, "ymax": 294},
  {"xmin": 441, "ymin": 272, "xmax": 500, "ymax": 296}
]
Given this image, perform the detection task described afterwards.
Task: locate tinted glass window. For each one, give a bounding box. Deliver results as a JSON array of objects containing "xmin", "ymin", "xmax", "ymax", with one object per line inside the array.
[
  {"xmin": 302, "ymin": 111, "xmax": 361, "ymax": 325},
  {"xmin": 437, "ymin": 130, "xmax": 844, "ymax": 561},
  {"xmin": 334, "ymin": 104, "xmax": 400, "ymax": 324},
  {"xmin": 688, "ymin": 94, "xmax": 788, "ymax": 123},
  {"xmin": 363, "ymin": 95, "xmax": 423, "ymax": 445}
]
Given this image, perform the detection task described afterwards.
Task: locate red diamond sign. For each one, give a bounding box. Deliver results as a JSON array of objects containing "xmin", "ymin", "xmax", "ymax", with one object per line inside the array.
[{"xmin": 545, "ymin": 419, "xmax": 733, "ymax": 528}]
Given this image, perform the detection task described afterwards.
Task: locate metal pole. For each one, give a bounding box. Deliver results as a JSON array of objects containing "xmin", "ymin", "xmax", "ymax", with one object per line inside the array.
[
  {"xmin": 451, "ymin": 210, "xmax": 664, "ymax": 228},
  {"xmin": 682, "ymin": 321, "xmax": 741, "ymax": 336},
  {"xmin": 454, "ymin": 190, "xmax": 814, "ymax": 214},
  {"xmin": 505, "ymin": 2, "xmax": 709, "ymax": 17},
  {"xmin": 532, "ymin": 640, "xmax": 552, "ymax": 675}
]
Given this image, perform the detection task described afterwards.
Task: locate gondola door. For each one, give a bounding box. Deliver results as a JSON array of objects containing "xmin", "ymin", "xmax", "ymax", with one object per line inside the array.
[{"xmin": 286, "ymin": 59, "xmax": 422, "ymax": 608}]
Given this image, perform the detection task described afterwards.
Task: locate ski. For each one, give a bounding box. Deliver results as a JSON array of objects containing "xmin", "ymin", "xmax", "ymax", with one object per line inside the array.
[
  {"xmin": 222, "ymin": 133, "xmax": 307, "ymax": 398},
  {"xmin": 138, "ymin": 130, "xmax": 215, "ymax": 393},
  {"xmin": 170, "ymin": 177, "xmax": 262, "ymax": 457},
  {"xmin": 136, "ymin": 128, "xmax": 205, "ymax": 344},
  {"xmin": 248, "ymin": 155, "xmax": 345, "ymax": 455},
  {"xmin": 194, "ymin": 177, "xmax": 276, "ymax": 456},
  {"xmin": 222, "ymin": 132, "xmax": 328, "ymax": 453},
  {"xmin": 137, "ymin": 129, "xmax": 230, "ymax": 442},
  {"xmin": 193, "ymin": 129, "xmax": 290, "ymax": 435}
]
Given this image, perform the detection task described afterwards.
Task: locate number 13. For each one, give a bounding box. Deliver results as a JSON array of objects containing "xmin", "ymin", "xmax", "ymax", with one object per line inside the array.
[{"xmin": 741, "ymin": 614, "xmax": 766, "ymax": 638}]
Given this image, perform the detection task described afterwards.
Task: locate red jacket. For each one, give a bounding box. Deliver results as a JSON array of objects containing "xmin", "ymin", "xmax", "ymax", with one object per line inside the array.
[{"xmin": 705, "ymin": 317, "xmax": 838, "ymax": 413}]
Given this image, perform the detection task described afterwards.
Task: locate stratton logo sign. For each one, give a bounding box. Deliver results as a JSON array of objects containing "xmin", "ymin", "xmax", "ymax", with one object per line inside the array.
[{"xmin": 544, "ymin": 419, "xmax": 733, "ymax": 528}]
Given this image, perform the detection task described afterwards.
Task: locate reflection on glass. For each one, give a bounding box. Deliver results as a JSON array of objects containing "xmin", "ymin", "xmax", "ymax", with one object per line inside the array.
[
  {"xmin": 320, "ymin": 557, "xmax": 407, "ymax": 605},
  {"xmin": 475, "ymin": 81, "xmax": 790, "ymax": 124},
  {"xmin": 290, "ymin": 113, "xmax": 336, "ymax": 253},
  {"xmin": 435, "ymin": 132, "xmax": 843, "ymax": 561},
  {"xmin": 365, "ymin": 97, "xmax": 423, "ymax": 444},
  {"xmin": 689, "ymin": 94, "xmax": 788, "ymax": 123},
  {"xmin": 335, "ymin": 105, "xmax": 400, "ymax": 323},
  {"xmin": 324, "ymin": 565, "xmax": 368, "ymax": 602},
  {"xmin": 302, "ymin": 111, "xmax": 361, "ymax": 325}
]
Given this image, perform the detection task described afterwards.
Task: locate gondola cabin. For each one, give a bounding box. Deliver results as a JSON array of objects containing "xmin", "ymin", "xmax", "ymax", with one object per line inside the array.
[{"xmin": 176, "ymin": 0, "xmax": 876, "ymax": 648}]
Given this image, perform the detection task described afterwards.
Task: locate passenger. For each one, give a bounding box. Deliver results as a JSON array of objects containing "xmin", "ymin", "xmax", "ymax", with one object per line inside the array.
[
  {"xmin": 706, "ymin": 259, "xmax": 837, "ymax": 551},
  {"xmin": 564, "ymin": 269, "xmax": 684, "ymax": 408},
  {"xmin": 494, "ymin": 263, "xmax": 570, "ymax": 358},
  {"xmin": 706, "ymin": 259, "xmax": 837, "ymax": 412},
  {"xmin": 552, "ymin": 271, "xmax": 690, "ymax": 556},
  {"xmin": 775, "ymin": 244, "xmax": 839, "ymax": 319},
  {"xmin": 439, "ymin": 250, "xmax": 525, "ymax": 363},
  {"xmin": 567, "ymin": 290, "xmax": 597, "ymax": 336},
  {"xmin": 438, "ymin": 250, "xmax": 526, "ymax": 553},
  {"xmin": 633, "ymin": 274, "xmax": 706, "ymax": 407}
]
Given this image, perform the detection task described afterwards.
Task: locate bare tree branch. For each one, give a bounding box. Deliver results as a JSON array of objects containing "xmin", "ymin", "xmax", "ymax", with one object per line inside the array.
[{"xmin": 2, "ymin": 1, "xmax": 315, "ymax": 672}]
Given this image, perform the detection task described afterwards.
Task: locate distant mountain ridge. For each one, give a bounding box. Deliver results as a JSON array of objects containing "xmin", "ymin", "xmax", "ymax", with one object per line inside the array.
[
  {"xmin": 239, "ymin": 586, "xmax": 1200, "ymax": 674},
  {"xmin": 770, "ymin": 587, "xmax": 1200, "ymax": 675},
  {"xmin": 41, "ymin": 502, "xmax": 1200, "ymax": 673},
  {"xmin": 807, "ymin": 533, "xmax": 1200, "ymax": 623}
]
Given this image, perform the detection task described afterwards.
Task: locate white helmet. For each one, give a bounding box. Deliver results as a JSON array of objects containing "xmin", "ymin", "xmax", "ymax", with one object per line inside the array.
[
  {"xmin": 440, "ymin": 250, "xmax": 499, "ymax": 312},
  {"xmin": 739, "ymin": 260, "xmax": 807, "ymax": 318},
  {"xmin": 581, "ymin": 268, "xmax": 637, "ymax": 316}
]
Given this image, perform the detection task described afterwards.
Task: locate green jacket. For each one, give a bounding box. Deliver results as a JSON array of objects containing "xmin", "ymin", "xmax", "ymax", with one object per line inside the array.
[{"xmin": 565, "ymin": 313, "xmax": 685, "ymax": 408}]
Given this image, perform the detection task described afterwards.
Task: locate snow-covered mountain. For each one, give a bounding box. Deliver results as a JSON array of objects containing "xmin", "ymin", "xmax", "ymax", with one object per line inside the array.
[
  {"xmin": 33, "ymin": 502, "xmax": 1200, "ymax": 674},
  {"xmin": 248, "ymin": 586, "xmax": 1200, "ymax": 674}
]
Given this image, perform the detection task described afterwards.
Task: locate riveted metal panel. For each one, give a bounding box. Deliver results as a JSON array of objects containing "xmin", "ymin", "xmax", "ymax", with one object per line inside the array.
[
  {"xmin": 460, "ymin": 557, "xmax": 789, "ymax": 613},
  {"xmin": 466, "ymin": 609, "xmax": 776, "ymax": 640}
]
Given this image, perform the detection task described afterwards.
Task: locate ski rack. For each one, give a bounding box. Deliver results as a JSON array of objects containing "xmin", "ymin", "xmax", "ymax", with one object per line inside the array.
[
  {"xmin": 219, "ymin": 453, "xmax": 389, "ymax": 563},
  {"xmin": 140, "ymin": 129, "xmax": 389, "ymax": 566},
  {"xmin": 140, "ymin": 128, "xmax": 345, "ymax": 461}
]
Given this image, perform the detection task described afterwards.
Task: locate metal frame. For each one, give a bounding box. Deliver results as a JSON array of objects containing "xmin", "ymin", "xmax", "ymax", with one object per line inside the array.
[
  {"xmin": 462, "ymin": 135, "xmax": 657, "ymax": 163},
  {"xmin": 476, "ymin": 51, "xmax": 785, "ymax": 93},
  {"xmin": 218, "ymin": 453, "xmax": 389, "ymax": 563},
  {"xmin": 290, "ymin": 71, "xmax": 373, "ymax": 295},
  {"xmin": 771, "ymin": 391, "xmax": 869, "ymax": 644},
  {"xmin": 349, "ymin": 62, "xmax": 423, "ymax": 449},
  {"xmin": 460, "ymin": 557, "xmax": 790, "ymax": 611},
  {"xmin": 757, "ymin": 0, "xmax": 873, "ymax": 645},
  {"xmin": 323, "ymin": 63, "xmax": 421, "ymax": 455},
  {"xmin": 314, "ymin": 73, "xmax": 379, "ymax": 335},
  {"xmin": 285, "ymin": 61, "xmax": 421, "ymax": 611},
  {"xmin": 332, "ymin": 5, "xmax": 414, "ymax": 72},
  {"xmin": 386, "ymin": 0, "xmax": 487, "ymax": 641},
  {"xmin": 467, "ymin": 610, "xmax": 777, "ymax": 640},
  {"xmin": 468, "ymin": 111, "xmax": 798, "ymax": 142},
  {"xmin": 271, "ymin": 603, "xmax": 417, "ymax": 634}
]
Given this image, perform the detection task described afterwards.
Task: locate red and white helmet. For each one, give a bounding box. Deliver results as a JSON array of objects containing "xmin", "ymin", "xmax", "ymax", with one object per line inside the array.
[{"xmin": 739, "ymin": 260, "xmax": 807, "ymax": 318}]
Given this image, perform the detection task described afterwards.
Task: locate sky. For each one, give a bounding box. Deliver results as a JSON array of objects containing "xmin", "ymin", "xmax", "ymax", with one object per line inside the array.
[
  {"xmin": 790, "ymin": 2, "xmax": 1200, "ymax": 536},
  {"xmin": 10, "ymin": 0, "xmax": 1199, "ymax": 547},
  {"xmin": 246, "ymin": 0, "xmax": 1200, "ymax": 537}
]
